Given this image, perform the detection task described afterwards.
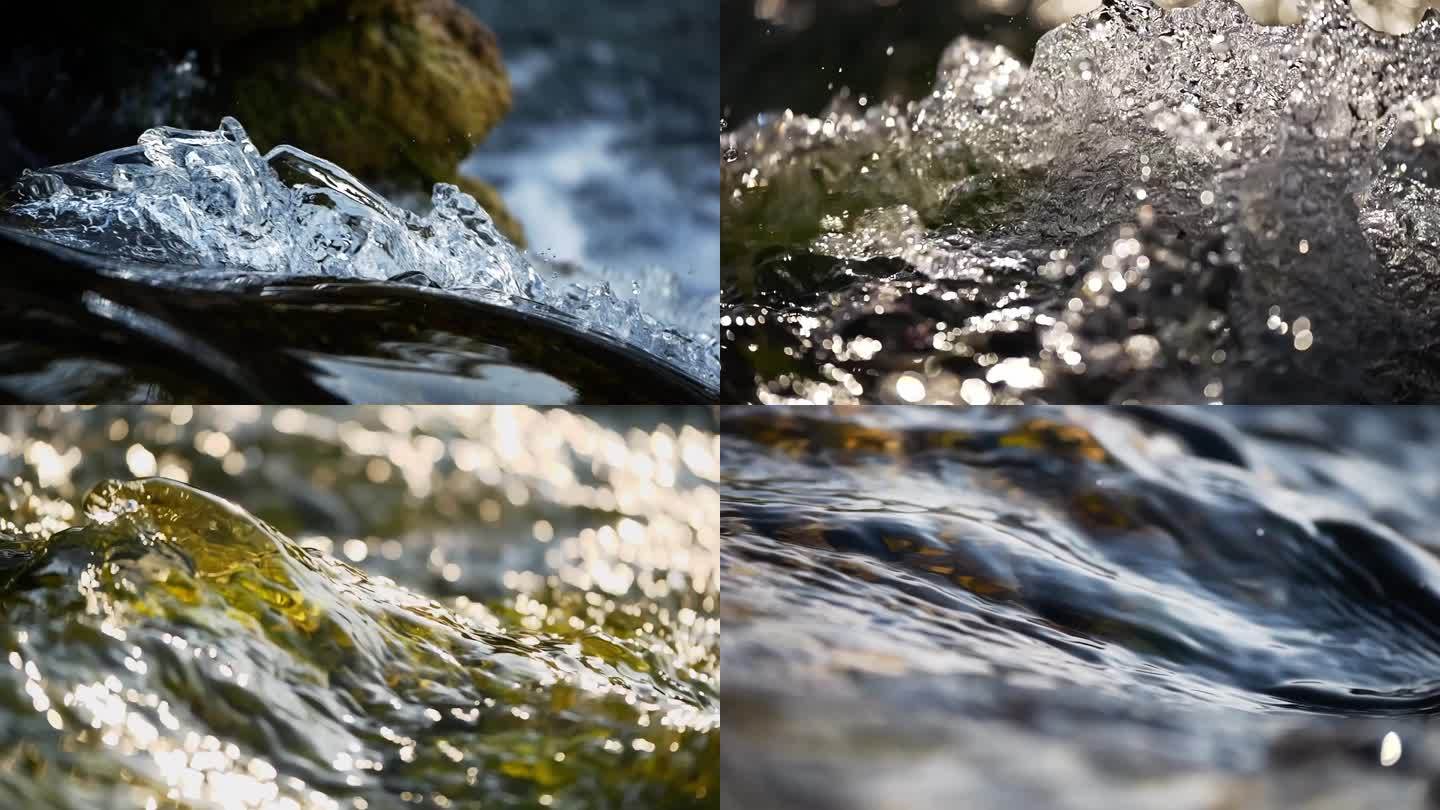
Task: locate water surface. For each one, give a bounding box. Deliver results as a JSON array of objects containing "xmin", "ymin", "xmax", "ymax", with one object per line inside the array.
[
  {"xmin": 722, "ymin": 406, "xmax": 1440, "ymax": 808},
  {"xmin": 0, "ymin": 405, "xmax": 719, "ymax": 809},
  {"xmin": 722, "ymin": 0, "xmax": 1440, "ymax": 403}
]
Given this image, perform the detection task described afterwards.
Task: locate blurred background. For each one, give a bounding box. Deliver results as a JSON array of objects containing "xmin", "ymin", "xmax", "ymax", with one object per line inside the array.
[
  {"xmin": 0, "ymin": 405, "xmax": 718, "ymax": 601},
  {"xmin": 463, "ymin": 0, "xmax": 719, "ymax": 301},
  {"xmin": 721, "ymin": 0, "xmax": 1437, "ymax": 123}
]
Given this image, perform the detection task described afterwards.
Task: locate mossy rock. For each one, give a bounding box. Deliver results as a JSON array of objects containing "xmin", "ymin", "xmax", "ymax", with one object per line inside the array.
[
  {"xmin": 218, "ymin": 0, "xmax": 525, "ymax": 243},
  {"xmin": 1, "ymin": 0, "xmax": 525, "ymax": 245}
]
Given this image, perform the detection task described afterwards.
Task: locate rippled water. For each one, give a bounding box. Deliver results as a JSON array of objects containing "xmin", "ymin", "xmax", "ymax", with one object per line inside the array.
[
  {"xmin": 722, "ymin": 0, "xmax": 1440, "ymax": 403},
  {"xmin": 722, "ymin": 406, "xmax": 1440, "ymax": 808},
  {"xmin": 0, "ymin": 406, "xmax": 719, "ymax": 808}
]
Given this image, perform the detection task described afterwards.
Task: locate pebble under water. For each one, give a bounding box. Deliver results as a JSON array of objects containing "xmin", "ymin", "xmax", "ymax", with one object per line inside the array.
[
  {"xmin": 0, "ymin": 406, "xmax": 719, "ymax": 809},
  {"xmin": 722, "ymin": 406, "xmax": 1440, "ymax": 809},
  {"xmin": 722, "ymin": 0, "xmax": 1440, "ymax": 404}
]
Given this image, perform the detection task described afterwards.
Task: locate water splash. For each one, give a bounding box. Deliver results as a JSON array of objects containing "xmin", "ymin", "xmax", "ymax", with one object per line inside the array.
[
  {"xmin": 2, "ymin": 118, "xmax": 718, "ymax": 388},
  {"xmin": 722, "ymin": 0, "xmax": 1440, "ymax": 403}
]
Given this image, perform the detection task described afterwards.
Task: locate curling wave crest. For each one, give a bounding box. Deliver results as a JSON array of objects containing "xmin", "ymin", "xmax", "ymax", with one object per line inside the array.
[{"xmin": 4, "ymin": 117, "xmax": 718, "ymax": 387}]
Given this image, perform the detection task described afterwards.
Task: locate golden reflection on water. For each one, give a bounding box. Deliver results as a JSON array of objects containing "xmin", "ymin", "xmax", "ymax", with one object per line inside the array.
[
  {"xmin": 7, "ymin": 405, "xmax": 718, "ymax": 594},
  {"xmin": 0, "ymin": 406, "xmax": 718, "ymax": 809}
]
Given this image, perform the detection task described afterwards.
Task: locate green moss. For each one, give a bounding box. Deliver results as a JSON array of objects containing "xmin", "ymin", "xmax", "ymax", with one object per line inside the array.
[
  {"xmin": 221, "ymin": 0, "xmax": 525, "ymax": 244},
  {"xmin": 0, "ymin": 478, "xmax": 717, "ymax": 809}
]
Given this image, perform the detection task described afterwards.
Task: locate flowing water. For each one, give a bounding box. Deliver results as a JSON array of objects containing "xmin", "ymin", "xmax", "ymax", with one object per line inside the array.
[
  {"xmin": 721, "ymin": 0, "xmax": 1440, "ymax": 404},
  {"xmin": 462, "ymin": 0, "xmax": 719, "ymax": 304},
  {"xmin": 722, "ymin": 405, "xmax": 1440, "ymax": 808},
  {"xmin": 0, "ymin": 406, "xmax": 719, "ymax": 809},
  {"xmin": 0, "ymin": 118, "xmax": 718, "ymax": 402}
]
